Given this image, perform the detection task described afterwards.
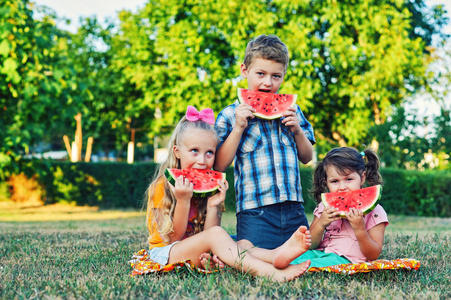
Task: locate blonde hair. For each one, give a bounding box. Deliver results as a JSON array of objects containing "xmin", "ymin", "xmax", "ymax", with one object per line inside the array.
[
  {"xmin": 145, "ymin": 116, "xmax": 219, "ymax": 244},
  {"xmin": 243, "ymin": 34, "xmax": 289, "ymax": 72}
]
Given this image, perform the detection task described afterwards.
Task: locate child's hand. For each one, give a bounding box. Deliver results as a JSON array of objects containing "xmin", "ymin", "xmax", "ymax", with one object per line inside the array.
[
  {"xmin": 346, "ymin": 208, "xmax": 365, "ymax": 230},
  {"xmin": 169, "ymin": 175, "xmax": 193, "ymax": 204},
  {"xmin": 319, "ymin": 206, "xmax": 341, "ymax": 227},
  {"xmin": 207, "ymin": 179, "xmax": 228, "ymax": 209},
  {"xmin": 234, "ymin": 103, "xmax": 256, "ymax": 131},
  {"xmin": 199, "ymin": 252, "xmax": 225, "ymax": 270},
  {"xmin": 281, "ymin": 107, "xmax": 302, "ymax": 134}
]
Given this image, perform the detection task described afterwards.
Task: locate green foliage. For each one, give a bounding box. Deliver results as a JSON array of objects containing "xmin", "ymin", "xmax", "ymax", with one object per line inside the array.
[
  {"xmin": 429, "ymin": 108, "xmax": 451, "ymax": 169},
  {"xmin": 110, "ymin": 0, "xmax": 448, "ymax": 149},
  {"xmin": 0, "ymin": 0, "xmax": 80, "ymax": 178},
  {"xmin": 381, "ymin": 168, "xmax": 451, "ymax": 217},
  {"xmin": 5, "ymin": 161, "xmax": 448, "ymax": 216},
  {"xmin": 368, "ymin": 105, "xmax": 451, "ymax": 170},
  {"xmin": 0, "ymin": 181, "xmax": 10, "ymax": 202},
  {"xmin": 31, "ymin": 161, "xmax": 235, "ymax": 210},
  {"xmin": 38, "ymin": 162, "xmax": 157, "ymax": 208},
  {"xmin": 1, "ymin": 0, "xmax": 449, "ymax": 174}
]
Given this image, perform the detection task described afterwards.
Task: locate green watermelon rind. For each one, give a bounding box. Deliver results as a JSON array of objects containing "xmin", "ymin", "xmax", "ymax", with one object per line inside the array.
[
  {"xmin": 164, "ymin": 168, "xmax": 226, "ymax": 198},
  {"xmin": 237, "ymin": 88, "xmax": 297, "ymax": 120},
  {"xmin": 321, "ymin": 185, "xmax": 382, "ymax": 218}
]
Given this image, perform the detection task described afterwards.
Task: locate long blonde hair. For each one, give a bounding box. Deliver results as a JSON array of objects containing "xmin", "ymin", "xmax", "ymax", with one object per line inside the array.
[{"xmin": 145, "ymin": 116, "xmax": 219, "ymax": 244}]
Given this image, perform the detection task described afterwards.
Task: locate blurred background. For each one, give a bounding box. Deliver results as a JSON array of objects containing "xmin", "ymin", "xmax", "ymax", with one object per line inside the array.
[{"xmin": 1, "ymin": 0, "xmax": 450, "ymax": 216}]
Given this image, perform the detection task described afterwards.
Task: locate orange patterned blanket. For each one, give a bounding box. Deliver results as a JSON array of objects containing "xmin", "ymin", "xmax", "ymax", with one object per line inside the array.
[{"xmin": 129, "ymin": 249, "xmax": 420, "ymax": 276}]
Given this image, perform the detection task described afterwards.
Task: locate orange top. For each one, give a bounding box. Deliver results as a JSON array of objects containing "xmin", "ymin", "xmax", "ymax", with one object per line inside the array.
[
  {"xmin": 147, "ymin": 180, "xmax": 166, "ymax": 249},
  {"xmin": 147, "ymin": 180, "xmax": 199, "ymax": 249}
]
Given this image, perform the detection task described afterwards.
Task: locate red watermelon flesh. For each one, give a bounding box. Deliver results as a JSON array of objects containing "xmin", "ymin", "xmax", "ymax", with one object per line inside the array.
[
  {"xmin": 237, "ymin": 88, "xmax": 297, "ymax": 119},
  {"xmin": 321, "ymin": 185, "xmax": 382, "ymax": 217},
  {"xmin": 164, "ymin": 168, "xmax": 226, "ymax": 197}
]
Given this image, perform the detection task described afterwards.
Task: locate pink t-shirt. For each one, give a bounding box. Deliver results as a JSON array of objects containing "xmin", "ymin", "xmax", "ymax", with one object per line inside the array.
[{"xmin": 314, "ymin": 203, "xmax": 389, "ymax": 263}]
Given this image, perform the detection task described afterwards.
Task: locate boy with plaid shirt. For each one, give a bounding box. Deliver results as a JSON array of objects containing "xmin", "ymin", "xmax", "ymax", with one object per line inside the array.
[{"xmin": 214, "ymin": 34, "xmax": 316, "ymax": 249}]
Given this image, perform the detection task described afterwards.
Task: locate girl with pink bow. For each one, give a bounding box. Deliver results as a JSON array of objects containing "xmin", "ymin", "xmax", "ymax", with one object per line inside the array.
[{"xmin": 143, "ymin": 106, "xmax": 311, "ymax": 281}]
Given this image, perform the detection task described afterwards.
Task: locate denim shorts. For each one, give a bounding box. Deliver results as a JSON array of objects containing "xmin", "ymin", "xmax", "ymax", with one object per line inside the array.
[
  {"xmin": 237, "ymin": 201, "xmax": 309, "ymax": 250},
  {"xmin": 148, "ymin": 242, "xmax": 178, "ymax": 265}
]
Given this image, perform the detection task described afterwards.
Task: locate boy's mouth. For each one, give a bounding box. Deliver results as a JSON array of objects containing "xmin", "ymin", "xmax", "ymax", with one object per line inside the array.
[{"xmin": 259, "ymin": 89, "xmax": 271, "ymax": 93}]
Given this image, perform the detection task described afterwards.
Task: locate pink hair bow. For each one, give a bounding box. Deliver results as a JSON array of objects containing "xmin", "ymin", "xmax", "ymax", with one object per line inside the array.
[{"xmin": 186, "ymin": 105, "xmax": 215, "ymax": 125}]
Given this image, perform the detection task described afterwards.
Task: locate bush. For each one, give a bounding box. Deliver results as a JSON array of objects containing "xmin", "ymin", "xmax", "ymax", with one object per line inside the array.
[
  {"xmin": 7, "ymin": 173, "xmax": 43, "ymax": 205},
  {"xmin": 35, "ymin": 161, "xmax": 235, "ymax": 210},
  {"xmin": 0, "ymin": 181, "xmax": 10, "ymax": 202},
  {"xmin": 380, "ymin": 168, "xmax": 451, "ymax": 217},
  {"xmin": 1, "ymin": 161, "xmax": 450, "ymax": 217}
]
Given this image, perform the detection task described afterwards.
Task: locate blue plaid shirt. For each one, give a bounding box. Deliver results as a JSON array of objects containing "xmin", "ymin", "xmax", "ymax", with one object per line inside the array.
[{"xmin": 215, "ymin": 101, "xmax": 316, "ymax": 213}]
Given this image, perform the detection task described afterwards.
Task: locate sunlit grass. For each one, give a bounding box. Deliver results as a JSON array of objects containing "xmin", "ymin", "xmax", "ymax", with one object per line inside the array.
[
  {"xmin": 0, "ymin": 201, "xmax": 145, "ymax": 222},
  {"xmin": 1, "ymin": 202, "xmax": 450, "ymax": 299}
]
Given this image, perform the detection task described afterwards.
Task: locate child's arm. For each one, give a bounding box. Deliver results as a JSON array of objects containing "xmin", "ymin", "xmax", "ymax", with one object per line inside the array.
[
  {"xmin": 204, "ymin": 180, "xmax": 228, "ymax": 229},
  {"xmin": 346, "ymin": 208, "xmax": 386, "ymax": 261},
  {"xmin": 169, "ymin": 176, "xmax": 193, "ymax": 242},
  {"xmin": 308, "ymin": 207, "xmax": 341, "ymax": 249},
  {"xmin": 214, "ymin": 104, "xmax": 255, "ymax": 171},
  {"xmin": 281, "ymin": 107, "xmax": 313, "ymax": 164}
]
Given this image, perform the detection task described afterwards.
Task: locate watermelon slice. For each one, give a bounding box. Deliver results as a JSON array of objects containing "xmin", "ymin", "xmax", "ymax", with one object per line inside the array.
[
  {"xmin": 237, "ymin": 88, "xmax": 297, "ymax": 119},
  {"xmin": 321, "ymin": 185, "xmax": 382, "ymax": 218},
  {"xmin": 164, "ymin": 168, "xmax": 226, "ymax": 197}
]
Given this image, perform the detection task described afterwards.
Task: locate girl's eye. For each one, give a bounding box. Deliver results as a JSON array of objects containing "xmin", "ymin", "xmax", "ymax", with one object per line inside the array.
[
  {"xmin": 273, "ymin": 75, "xmax": 281, "ymax": 79},
  {"xmin": 257, "ymin": 72, "xmax": 264, "ymax": 76},
  {"xmin": 206, "ymin": 151, "xmax": 214, "ymax": 156},
  {"xmin": 330, "ymin": 180, "xmax": 338, "ymax": 184},
  {"xmin": 190, "ymin": 149, "xmax": 198, "ymax": 154}
]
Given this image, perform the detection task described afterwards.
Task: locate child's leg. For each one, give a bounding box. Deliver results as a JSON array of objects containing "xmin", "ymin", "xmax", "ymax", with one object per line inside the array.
[
  {"xmin": 169, "ymin": 226, "xmax": 310, "ymax": 282},
  {"xmin": 237, "ymin": 226, "xmax": 311, "ymax": 268},
  {"xmin": 272, "ymin": 226, "xmax": 311, "ymax": 269}
]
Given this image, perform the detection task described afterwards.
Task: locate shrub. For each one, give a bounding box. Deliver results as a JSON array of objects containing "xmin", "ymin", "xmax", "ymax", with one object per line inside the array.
[
  {"xmin": 7, "ymin": 173, "xmax": 43, "ymax": 205},
  {"xmin": 1, "ymin": 161, "xmax": 450, "ymax": 217}
]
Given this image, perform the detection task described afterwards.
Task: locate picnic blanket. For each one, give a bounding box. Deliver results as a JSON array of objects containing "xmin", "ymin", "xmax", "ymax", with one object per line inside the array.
[
  {"xmin": 129, "ymin": 249, "xmax": 420, "ymax": 276},
  {"xmin": 308, "ymin": 258, "xmax": 421, "ymax": 274}
]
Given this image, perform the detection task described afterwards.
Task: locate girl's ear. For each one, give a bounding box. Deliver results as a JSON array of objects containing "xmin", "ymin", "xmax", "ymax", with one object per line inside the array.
[
  {"xmin": 360, "ymin": 171, "xmax": 367, "ymax": 187},
  {"xmin": 173, "ymin": 145, "xmax": 181, "ymax": 159},
  {"xmin": 240, "ymin": 63, "xmax": 248, "ymax": 78}
]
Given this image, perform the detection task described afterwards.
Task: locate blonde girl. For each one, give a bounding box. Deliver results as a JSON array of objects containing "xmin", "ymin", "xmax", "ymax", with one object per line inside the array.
[{"xmin": 145, "ymin": 106, "xmax": 311, "ymax": 282}]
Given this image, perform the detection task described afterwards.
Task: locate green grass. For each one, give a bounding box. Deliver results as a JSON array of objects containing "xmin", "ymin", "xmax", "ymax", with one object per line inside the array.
[{"xmin": 0, "ymin": 204, "xmax": 450, "ymax": 299}]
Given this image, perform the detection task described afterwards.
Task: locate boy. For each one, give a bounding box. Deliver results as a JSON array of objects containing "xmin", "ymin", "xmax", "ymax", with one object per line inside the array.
[{"xmin": 214, "ymin": 34, "xmax": 316, "ymax": 249}]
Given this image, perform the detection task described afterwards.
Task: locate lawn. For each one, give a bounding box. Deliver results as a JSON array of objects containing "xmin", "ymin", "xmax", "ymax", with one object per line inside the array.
[{"xmin": 0, "ymin": 203, "xmax": 450, "ymax": 299}]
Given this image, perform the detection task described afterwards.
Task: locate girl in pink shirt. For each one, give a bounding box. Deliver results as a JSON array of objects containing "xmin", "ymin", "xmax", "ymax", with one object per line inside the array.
[{"xmin": 288, "ymin": 147, "xmax": 388, "ymax": 268}]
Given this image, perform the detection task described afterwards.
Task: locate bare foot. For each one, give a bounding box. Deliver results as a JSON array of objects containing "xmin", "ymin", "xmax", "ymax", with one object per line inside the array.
[
  {"xmin": 273, "ymin": 226, "xmax": 311, "ymax": 269},
  {"xmin": 272, "ymin": 260, "xmax": 311, "ymax": 282}
]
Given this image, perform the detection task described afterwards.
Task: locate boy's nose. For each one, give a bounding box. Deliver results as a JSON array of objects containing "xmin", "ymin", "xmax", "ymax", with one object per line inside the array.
[{"xmin": 263, "ymin": 76, "xmax": 272, "ymax": 86}]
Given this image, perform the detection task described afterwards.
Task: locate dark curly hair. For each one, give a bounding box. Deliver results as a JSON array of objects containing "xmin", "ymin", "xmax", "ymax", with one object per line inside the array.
[{"xmin": 311, "ymin": 147, "xmax": 383, "ymax": 203}]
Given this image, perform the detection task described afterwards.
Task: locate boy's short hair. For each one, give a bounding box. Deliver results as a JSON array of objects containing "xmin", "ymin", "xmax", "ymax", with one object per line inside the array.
[{"xmin": 243, "ymin": 34, "xmax": 289, "ymax": 72}]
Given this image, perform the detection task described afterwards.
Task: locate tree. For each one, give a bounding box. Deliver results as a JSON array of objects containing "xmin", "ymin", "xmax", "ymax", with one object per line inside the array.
[
  {"xmin": 0, "ymin": 0, "xmax": 79, "ymax": 178},
  {"xmin": 3, "ymin": 0, "xmax": 447, "ymax": 173},
  {"xmin": 111, "ymin": 0, "xmax": 448, "ymax": 152},
  {"xmin": 54, "ymin": 17, "xmax": 143, "ymax": 159},
  {"xmin": 429, "ymin": 108, "xmax": 451, "ymax": 169},
  {"xmin": 368, "ymin": 105, "xmax": 430, "ymax": 169}
]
